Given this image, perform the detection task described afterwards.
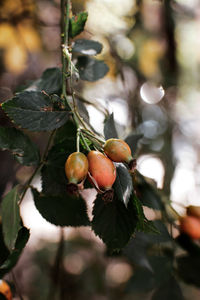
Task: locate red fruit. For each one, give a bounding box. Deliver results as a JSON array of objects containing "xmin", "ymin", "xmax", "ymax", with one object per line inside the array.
[
  {"xmin": 180, "ymin": 215, "xmax": 200, "ymax": 240},
  {"xmin": 0, "ymin": 280, "xmax": 12, "ymax": 300},
  {"xmin": 186, "ymin": 206, "xmax": 200, "ymax": 219},
  {"xmin": 87, "ymin": 151, "xmax": 116, "ymax": 190},
  {"xmin": 65, "ymin": 152, "xmax": 88, "ymax": 184},
  {"xmin": 103, "ymin": 138, "xmax": 133, "ymax": 163}
]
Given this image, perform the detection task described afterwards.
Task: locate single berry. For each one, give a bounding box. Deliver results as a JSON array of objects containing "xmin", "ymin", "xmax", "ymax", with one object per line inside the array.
[
  {"xmin": 186, "ymin": 205, "xmax": 200, "ymax": 219},
  {"xmin": 180, "ymin": 215, "xmax": 200, "ymax": 240},
  {"xmin": 103, "ymin": 138, "xmax": 133, "ymax": 163},
  {"xmin": 0, "ymin": 280, "xmax": 12, "ymax": 300},
  {"xmin": 87, "ymin": 151, "xmax": 116, "ymax": 190},
  {"xmin": 65, "ymin": 152, "xmax": 88, "ymax": 184}
]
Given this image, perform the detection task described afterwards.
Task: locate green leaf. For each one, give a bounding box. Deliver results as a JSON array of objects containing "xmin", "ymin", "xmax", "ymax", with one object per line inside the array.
[
  {"xmin": 113, "ymin": 163, "xmax": 133, "ymax": 207},
  {"xmin": 69, "ymin": 12, "xmax": 88, "ymax": 38},
  {"xmin": 72, "ymin": 39, "xmax": 103, "ymax": 56},
  {"xmin": 1, "ymin": 186, "xmax": 22, "ymax": 251},
  {"xmin": 32, "ymin": 188, "xmax": 90, "ymax": 227},
  {"xmin": 126, "ymin": 256, "xmax": 173, "ymax": 293},
  {"xmin": 2, "ymin": 91, "xmax": 69, "ymax": 131},
  {"xmin": 76, "ymin": 56, "xmax": 109, "ymax": 82},
  {"xmin": 152, "ymin": 277, "xmax": 184, "ymax": 300},
  {"xmin": 0, "ymin": 227, "xmax": 29, "ymax": 278},
  {"xmin": 134, "ymin": 171, "xmax": 163, "ymax": 210},
  {"xmin": 125, "ymin": 133, "xmax": 143, "ymax": 155},
  {"xmin": 36, "ymin": 68, "xmax": 62, "ymax": 94},
  {"xmin": 0, "ymin": 127, "xmax": 40, "ymax": 165},
  {"xmin": 104, "ymin": 113, "xmax": 118, "ymax": 139},
  {"xmin": 41, "ymin": 121, "xmax": 76, "ymax": 195},
  {"xmin": 92, "ymin": 193, "xmax": 138, "ymax": 251}
]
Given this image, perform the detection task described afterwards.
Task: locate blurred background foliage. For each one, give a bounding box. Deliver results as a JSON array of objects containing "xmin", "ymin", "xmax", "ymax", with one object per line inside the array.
[{"xmin": 1, "ymin": 0, "xmax": 200, "ymax": 299}]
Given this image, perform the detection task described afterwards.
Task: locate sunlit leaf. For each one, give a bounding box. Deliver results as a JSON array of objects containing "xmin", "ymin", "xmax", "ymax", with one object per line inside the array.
[{"xmin": 69, "ymin": 12, "xmax": 88, "ymax": 38}]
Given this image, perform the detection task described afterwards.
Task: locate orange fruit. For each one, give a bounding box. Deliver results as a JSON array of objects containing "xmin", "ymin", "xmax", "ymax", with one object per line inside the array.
[
  {"xmin": 104, "ymin": 138, "xmax": 133, "ymax": 163},
  {"xmin": 87, "ymin": 151, "xmax": 116, "ymax": 190},
  {"xmin": 65, "ymin": 152, "xmax": 88, "ymax": 184}
]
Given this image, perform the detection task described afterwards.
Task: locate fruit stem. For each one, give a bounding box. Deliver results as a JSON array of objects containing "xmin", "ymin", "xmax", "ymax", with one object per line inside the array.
[
  {"xmin": 61, "ymin": 0, "xmax": 71, "ymax": 108},
  {"xmin": 76, "ymin": 128, "xmax": 80, "ymax": 152},
  {"xmin": 81, "ymin": 129, "xmax": 105, "ymax": 144},
  {"xmin": 80, "ymin": 131, "xmax": 91, "ymax": 151}
]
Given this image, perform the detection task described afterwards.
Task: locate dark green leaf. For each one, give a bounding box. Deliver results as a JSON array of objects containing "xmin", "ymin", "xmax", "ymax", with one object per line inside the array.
[
  {"xmin": 152, "ymin": 277, "xmax": 184, "ymax": 300},
  {"xmin": 92, "ymin": 193, "xmax": 138, "ymax": 251},
  {"xmin": 2, "ymin": 91, "xmax": 69, "ymax": 131},
  {"xmin": 177, "ymin": 255, "xmax": 200, "ymax": 287},
  {"xmin": 0, "ymin": 227, "xmax": 29, "ymax": 278},
  {"xmin": 104, "ymin": 113, "xmax": 118, "ymax": 139},
  {"xmin": 0, "ymin": 225, "xmax": 9, "ymax": 266},
  {"xmin": 134, "ymin": 171, "xmax": 163, "ymax": 210},
  {"xmin": 113, "ymin": 163, "xmax": 133, "ymax": 207},
  {"xmin": 1, "ymin": 186, "xmax": 22, "ymax": 251},
  {"xmin": 125, "ymin": 133, "xmax": 143, "ymax": 155},
  {"xmin": 123, "ymin": 236, "xmax": 153, "ymax": 271},
  {"xmin": 32, "ymin": 188, "xmax": 90, "ymax": 227},
  {"xmin": 76, "ymin": 99, "xmax": 90, "ymax": 124},
  {"xmin": 69, "ymin": 12, "xmax": 88, "ymax": 38},
  {"xmin": 76, "ymin": 56, "xmax": 109, "ymax": 81},
  {"xmin": 72, "ymin": 39, "xmax": 103, "ymax": 56},
  {"xmin": 41, "ymin": 121, "xmax": 76, "ymax": 195},
  {"xmin": 0, "ymin": 127, "xmax": 40, "ymax": 165},
  {"xmin": 126, "ymin": 268, "xmax": 155, "ymax": 292},
  {"xmin": 126, "ymin": 256, "xmax": 173, "ymax": 293},
  {"xmin": 36, "ymin": 68, "xmax": 62, "ymax": 94}
]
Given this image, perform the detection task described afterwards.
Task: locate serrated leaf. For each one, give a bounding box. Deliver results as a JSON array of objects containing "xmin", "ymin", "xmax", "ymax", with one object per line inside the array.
[
  {"xmin": 125, "ymin": 133, "xmax": 143, "ymax": 155},
  {"xmin": 32, "ymin": 188, "xmax": 90, "ymax": 227},
  {"xmin": 134, "ymin": 171, "xmax": 163, "ymax": 210},
  {"xmin": 0, "ymin": 127, "xmax": 40, "ymax": 165},
  {"xmin": 69, "ymin": 12, "xmax": 88, "ymax": 38},
  {"xmin": 113, "ymin": 163, "xmax": 133, "ymax": 207},
  {"xmin": 0, "ymin": 227, "xmax": 29, "ymax": 278},
  {"xmin": 92, "ymin": 193, "xmax": 138, "ymax": 251},
  {"xmin": 76, "ymin": 56, "xmax": 109, "ymax": 82},
  {"xmin": 104, "ymin": 113, "xmax": 118, "ymax": 139},
  {"xmin": 36, "ymin": 68, "xmax": 62, "ymax": 94},
  {"xmin": 72, "ymin": 39, "xmax": 103, "ymax": 56},
  {"xmin": 1, "ymin": 186, "xmax": 22, "ymax": 251},
  {"xmin": 152, "ymin": 277, "xmax": 184, "ymax": 300},
  {"xmin": 2, "ymin": 91, "xmax": 69, "ymax": 131}
]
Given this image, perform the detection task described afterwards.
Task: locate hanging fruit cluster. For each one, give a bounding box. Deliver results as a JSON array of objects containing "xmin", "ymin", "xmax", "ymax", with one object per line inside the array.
[{"xmin": 65, "ymin": 138, "xmax": 135, "ymax": 196}]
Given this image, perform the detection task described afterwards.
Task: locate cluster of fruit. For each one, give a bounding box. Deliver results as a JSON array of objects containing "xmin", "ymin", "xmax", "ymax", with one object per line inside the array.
[
  {"xmin": 180, "ymin": 206, "xmax": 200, "ymax": 239},
  {"xmin": 65, "ymin": 138, "xmax": 134, "ymax": 193}
]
